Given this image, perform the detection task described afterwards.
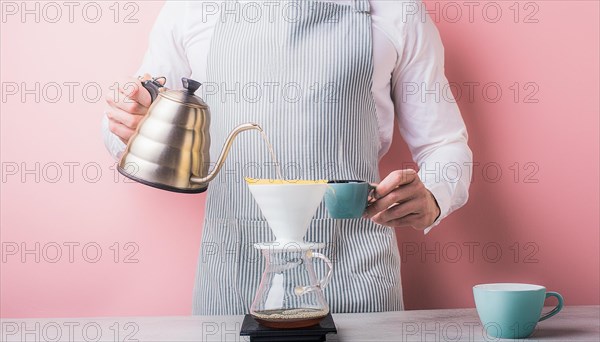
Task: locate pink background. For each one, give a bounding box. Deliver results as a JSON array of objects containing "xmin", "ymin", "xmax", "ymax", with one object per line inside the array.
[{"xmin": 1, "ymin": 1, "xmax": 598, "ymax": 318}]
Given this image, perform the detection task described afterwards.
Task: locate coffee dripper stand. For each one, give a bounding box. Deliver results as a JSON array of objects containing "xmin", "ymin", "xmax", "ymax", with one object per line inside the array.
[{"xmin": 240, "ymin": 181, "xmax": 338, "ymax": 341}]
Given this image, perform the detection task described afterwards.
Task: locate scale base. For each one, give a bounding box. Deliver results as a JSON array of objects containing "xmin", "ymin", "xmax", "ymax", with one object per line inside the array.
[{"xmin": 240, "ymin": 313, "xmax": 337, "ymax": 342}]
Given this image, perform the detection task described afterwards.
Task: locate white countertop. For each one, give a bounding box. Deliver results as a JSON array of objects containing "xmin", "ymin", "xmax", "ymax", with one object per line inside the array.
[{"xmin": 1, "ymin": 306, "xmax": 598, "ymax": 341}]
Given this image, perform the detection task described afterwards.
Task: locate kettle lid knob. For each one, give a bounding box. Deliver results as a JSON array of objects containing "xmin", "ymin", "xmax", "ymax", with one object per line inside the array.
[{"xmin": 182, "ymin": 78, "xmax": 202, "ymax": 95}]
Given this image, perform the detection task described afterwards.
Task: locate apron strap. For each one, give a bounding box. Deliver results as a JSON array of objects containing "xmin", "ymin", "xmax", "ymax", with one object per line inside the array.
[{"xmin": 352, "ymin": 0, "xmax": 371, "ymax": 13}]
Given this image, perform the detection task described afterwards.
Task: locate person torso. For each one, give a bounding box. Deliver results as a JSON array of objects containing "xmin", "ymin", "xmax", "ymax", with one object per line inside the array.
[
  {"xmin": 191, "ymin": 0, "xmax": 404, "ymax": 315},
  {"xmin": 172, "ymin": 0, "xmax": 410, "ymax": 158}
]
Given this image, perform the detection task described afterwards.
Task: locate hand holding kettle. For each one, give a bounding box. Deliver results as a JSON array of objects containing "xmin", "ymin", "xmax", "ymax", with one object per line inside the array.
[
  {"xmin": 113, "ymin": 75, "xmax": 262, "ymax": 194},
  {"xmin": 104, "ymin": 74, "xmax": 163, "ymax": 144}
]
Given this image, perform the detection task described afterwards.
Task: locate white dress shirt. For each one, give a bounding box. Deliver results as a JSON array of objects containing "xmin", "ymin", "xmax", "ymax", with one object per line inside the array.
[{"xmin": 102, "ymin": 0, "xmax": 473, "ymax": 231}]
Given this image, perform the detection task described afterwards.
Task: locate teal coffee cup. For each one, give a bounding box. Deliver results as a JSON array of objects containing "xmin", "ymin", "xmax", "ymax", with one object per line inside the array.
[
  {"xmin": 324, "ymin": 180, "xmax": 374, "ymax": 219},
  {"xmin": 473, "ymin": 283, "xmax": 564, "ymax": 339}
]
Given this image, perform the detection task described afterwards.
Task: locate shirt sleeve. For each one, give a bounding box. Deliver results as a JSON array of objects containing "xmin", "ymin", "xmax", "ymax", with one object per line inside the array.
[
  {"xmin": 391, "ymin": 1, "xmax": 473, "ymax": 234},
  {"xmin": 101, "ymin": 0, "xmax": 192, "ymax": 161}
]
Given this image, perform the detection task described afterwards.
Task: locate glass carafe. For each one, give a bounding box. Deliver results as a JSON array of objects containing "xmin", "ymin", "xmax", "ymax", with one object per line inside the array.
[{"xmin": 250, "ymin": 245, "xmax": 333, "ymax": 329}]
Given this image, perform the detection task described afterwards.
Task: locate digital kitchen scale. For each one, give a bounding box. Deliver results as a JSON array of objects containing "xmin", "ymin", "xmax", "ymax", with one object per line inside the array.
[{"xmin": 240, "ymin": 313, "xmax": 337, "ymax": 342}]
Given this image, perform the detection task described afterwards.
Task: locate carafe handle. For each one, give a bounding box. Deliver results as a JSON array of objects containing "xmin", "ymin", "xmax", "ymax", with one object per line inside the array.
[{"xmin": 294, "ymin": 250, "xmax": 333, "ymax": 296}]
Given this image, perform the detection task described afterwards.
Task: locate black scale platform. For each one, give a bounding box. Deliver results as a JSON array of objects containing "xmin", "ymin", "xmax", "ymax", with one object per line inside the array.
[{"xmin": 239, "ymin": 313, "xmax": 337, "ymax": 342}]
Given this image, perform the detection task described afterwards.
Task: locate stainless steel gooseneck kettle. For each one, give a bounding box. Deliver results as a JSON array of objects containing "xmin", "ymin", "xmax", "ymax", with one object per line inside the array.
[{"xmin": 117, "ymin": 77, "xmax": 262, "ymax": 193}]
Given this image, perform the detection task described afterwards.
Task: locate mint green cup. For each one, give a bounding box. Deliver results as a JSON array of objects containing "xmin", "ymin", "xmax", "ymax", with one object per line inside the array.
[
  {"xmin": 324, "ymin": 180, "xmax": 373, "ymax": 219},
  {"xmin": 473, "ymin": 283, "xmax": 564, "ymax": 339}
]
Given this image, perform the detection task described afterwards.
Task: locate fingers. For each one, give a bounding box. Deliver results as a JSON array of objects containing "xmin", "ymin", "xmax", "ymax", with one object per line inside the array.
[
  {"xmin": 371, "ymin": 198, "xmax": 421, "ymax": 226},
  {"xmin": 104, "ymin": 74, "xmax": 164, "ymax": 145},
  {"xmin": 106, "ymin": 92, "xmax": 148, "ymax": 115},
  {"xmin": 106, "ymin": 77, "xmax": 152, "ymax": 111},
  {"xmin": 384, "ymin": 213, "xmax": 423, "ymax": 229},
  {"xmin": 363, "ymin": 169, "xmax": 418, "ymax": 218},
  {"xmin": 124, "ymin": 76, "xmax": 154, "ymax": 108},
  {"xmin": 105, "ymin": 75, "xmax": 164, "ymax": 114},
  {"xmin": 105, "ymin": 106, "xmax": 145, "ymax": 130},
  {"xmin": 373, "ymin": 169, "xmax": 417, "ymax": 198},
  {"xmin": 139, "ymin": 73, "xmax": 153, "ymax": 82},
  {"xmin": 134, "ymin": 74, "xmax": 165, "ymax": 103},
  {"xmin": 104, "ymin": 75, "xmax": 156, "ymax": 137},
  {"xmin": 108, "ymin": 117, "xmax": 135, "ymax": 144},
  {"xmin": 364, "ymin": 181, "xmax": 418, "ymax": 218},
  {"xmin": 363, "ymin": 170, "xmax": 439, "ymax": 230}
]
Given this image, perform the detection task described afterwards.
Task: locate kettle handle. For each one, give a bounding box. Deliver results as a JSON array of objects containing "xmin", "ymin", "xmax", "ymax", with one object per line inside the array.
[{"xmin": 141, "ymin": 77, "xmax": 166, "ymax": 102}]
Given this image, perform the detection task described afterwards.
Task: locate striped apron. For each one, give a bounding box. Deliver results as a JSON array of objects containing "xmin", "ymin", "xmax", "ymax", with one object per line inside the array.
[{"xmin": 192, "ymin": 0, "xmax": 404, "ymax": 315}]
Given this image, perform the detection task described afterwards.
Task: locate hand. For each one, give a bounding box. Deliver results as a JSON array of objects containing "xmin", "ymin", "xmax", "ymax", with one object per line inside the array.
[
  {"xmin": 105, "ymin": 74, "xmax": 163, "ymax": 144},
  {"xmin": 364, "ymin": 169, "xmax": 440, "ymax": 230}
]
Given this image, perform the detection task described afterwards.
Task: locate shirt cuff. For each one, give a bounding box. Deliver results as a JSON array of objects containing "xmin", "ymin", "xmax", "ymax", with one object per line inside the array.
[
  {"xmin": 419, "ymin": 170, "xmax": 452, "ymax": 235},
  {"xmin": 101, "ymin": 113, "xmax": 126, "ymax": 161}
]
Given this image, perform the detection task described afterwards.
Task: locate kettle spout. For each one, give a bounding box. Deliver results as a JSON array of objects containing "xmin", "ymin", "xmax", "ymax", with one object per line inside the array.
[{"xmin": 190, "ymin": 123, "xmax": 263, "ymax": 185}]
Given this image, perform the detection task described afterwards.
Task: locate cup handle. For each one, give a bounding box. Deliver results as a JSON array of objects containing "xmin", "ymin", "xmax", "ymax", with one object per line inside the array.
[
  {"xmin": 366, "ymin": 184, "xmax": 377, "ymax": 206},
  {"xmin": 538, "ymin": 292, "xmax": 564, "ymax": 322},
  {"xmin": 294, "ymin": 251, "xmax": 333, "ymax": 296}
]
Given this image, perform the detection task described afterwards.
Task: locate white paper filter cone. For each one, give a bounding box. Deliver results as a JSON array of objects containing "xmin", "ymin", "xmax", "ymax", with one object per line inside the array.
[{"xmin": 247, "ymin": 183, "xmax": 327, "ymax": 243}]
